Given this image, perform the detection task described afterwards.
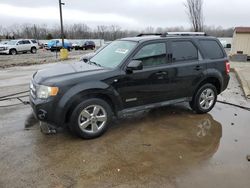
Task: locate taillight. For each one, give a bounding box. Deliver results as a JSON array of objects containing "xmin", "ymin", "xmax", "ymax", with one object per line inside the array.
[{"xmin": 225, "ymin": 61, "xmax": 230, "ymax": 74}]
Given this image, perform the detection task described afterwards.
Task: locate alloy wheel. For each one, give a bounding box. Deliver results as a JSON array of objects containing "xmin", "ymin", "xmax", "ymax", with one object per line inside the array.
[
  {"xmin": 78, "ymin": 105, "xmax": 107, "ymax": 134},
  {"xmin": 199, "ymin": 88, "xmax": 215, "ymax": 110}
]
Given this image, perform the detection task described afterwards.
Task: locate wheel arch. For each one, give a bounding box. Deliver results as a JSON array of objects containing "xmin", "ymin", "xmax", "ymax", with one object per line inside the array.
[
  {"xmin": 64, "ymin": 90, "xmax": 119, "ymax": 124},
  {"xmin": 9, "ymin": 48, "xmax": 17, "ymax": 54},
  {"xmin": 56, "ymin": 82, "xmax": 123, "ymax": 125},
  {"xmin": 195, "ymin": 76, "xmax": 222, "ymax": 96}
]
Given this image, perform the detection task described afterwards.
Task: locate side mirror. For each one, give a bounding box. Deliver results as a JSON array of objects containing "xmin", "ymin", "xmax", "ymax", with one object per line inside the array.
[
  {"xmin": 82, "ymin": 58, "xmax": 88, "ymax": 63},
  {"xmin": 127, "ymin": 60, "xmax": 143, "ymax": 71}
]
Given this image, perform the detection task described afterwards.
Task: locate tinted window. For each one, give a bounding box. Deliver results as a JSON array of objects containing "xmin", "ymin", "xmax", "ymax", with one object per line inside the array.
[
  {"xmin": 88, "ymin": 41, "xmax": 95, "ymax": 45},
  {"xmin": 133, "ymin": 43, "xmax": 166, "ymax": 67},
  {"xmin": 23, "ymin": 40, "xmax": 31, "ymax": 44},
  {"xmin": 171, "ymin": 41, "xmax": 198, "ymax": 62},
  {"xmin": 17, "ymin": 41, "xmax": 24, "ymax": 45},
  {"xmin": 31, "ymin": 40, "xmax": 37, "ymax": 43},
  {"xmin": 199, "ymin": 40, "xmax": 224, "ymax": 59}
]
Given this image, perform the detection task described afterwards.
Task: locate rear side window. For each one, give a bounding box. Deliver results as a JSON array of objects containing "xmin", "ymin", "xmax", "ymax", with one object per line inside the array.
[
  {"xmin": 171, "ymin": 41, "xmax": 198, "ymax": 62},
  {"xmin": 199, "ymin": 40, "xmax": 224, "ymax": 59}
]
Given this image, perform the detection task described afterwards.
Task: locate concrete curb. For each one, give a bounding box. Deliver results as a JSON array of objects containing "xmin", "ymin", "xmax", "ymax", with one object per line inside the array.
[{"xmin": 232, "ymin": 68, "xmax": 250, "ymax": 99}]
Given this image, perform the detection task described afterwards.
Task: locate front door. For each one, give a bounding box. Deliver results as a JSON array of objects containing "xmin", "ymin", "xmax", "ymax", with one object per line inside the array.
[
  {"xmin": 114, "ymin": 41, "xmax": 172, "ymax": 108},
  {"xmin": 16, "ymin": 40, "xmax": 25, "ymax": 51}
]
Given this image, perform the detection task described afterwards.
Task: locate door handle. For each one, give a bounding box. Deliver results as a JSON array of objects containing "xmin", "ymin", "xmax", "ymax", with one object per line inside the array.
[
  {"xmin": 194, "ymin": 65, "xmax": 202, "ymax": 71},
  {"xmin": 156, "ymin": 71, "xmax": 167, "ymax": 75}
]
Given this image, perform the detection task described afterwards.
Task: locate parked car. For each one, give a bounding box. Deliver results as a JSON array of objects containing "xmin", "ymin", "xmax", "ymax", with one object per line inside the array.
[
  {"xmin": 75, "ymin": 40, "xmax": 95, "ymax": 50},
  {"xmin": 0, "ymin": 39, "xmax": 38, "ymax": 55},
  {"xmin": 30, "ymin": 32, "xmax": 230, "ymax": 139},
  {"xmin": 80, "ymin": 42, "xmax": 111, "ymax": 62},
  {"xmin": 47, "ymin": 39, "xmax": 72, "ymax": 51}
]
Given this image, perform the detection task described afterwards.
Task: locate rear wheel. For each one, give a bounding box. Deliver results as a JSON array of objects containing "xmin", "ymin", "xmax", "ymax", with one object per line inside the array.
[
  {"xmin": 70, "ymin": 98, "xmax": 112, "ymax": 139},
  {"xmin": 9, "ymin": 49, "xmax": 17, "ymax": 55},
  {"xmin": 189, "ymin": 83, "xmax": 217, "ymax": 114}
]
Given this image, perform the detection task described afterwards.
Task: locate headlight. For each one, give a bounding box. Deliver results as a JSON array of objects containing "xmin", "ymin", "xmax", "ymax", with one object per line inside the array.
[{"xmin": 36, "ymin": 85, "xmax": 59, "ymax": 99}]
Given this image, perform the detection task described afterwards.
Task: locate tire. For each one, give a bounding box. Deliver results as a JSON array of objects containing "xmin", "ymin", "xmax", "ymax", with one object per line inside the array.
[
  {"xmin": 70, "ymin": 98, "xmax": 113, "ymax": 139},
  {"xmin": 9, "ymin": 49, "xmax": 17, "ymax": 55},
  {"xmin": 31, "ymin": 47, "xmax": 37, "ymax": 54},
  {"xmin": 189, "ymin": 83, "xmax": 217, "ymax": 114}
]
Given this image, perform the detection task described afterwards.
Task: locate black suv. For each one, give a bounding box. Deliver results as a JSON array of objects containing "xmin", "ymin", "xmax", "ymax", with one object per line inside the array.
[
  {"xmin": 75, "ymin": 41, "xmax": 96, "ymax": 50},
  {"xmin": 30, "ymin": 32, "xmax": 230, "ymax": 139}
]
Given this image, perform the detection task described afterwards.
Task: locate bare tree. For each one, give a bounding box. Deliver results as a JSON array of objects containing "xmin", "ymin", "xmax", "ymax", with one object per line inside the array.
[{"xmin": 184, "ymin": 0, "xmax": 204, "ymax": 32}]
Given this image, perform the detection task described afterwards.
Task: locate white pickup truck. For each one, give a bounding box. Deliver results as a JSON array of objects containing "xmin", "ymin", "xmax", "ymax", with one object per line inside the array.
[{"xmin": 0, "ymin": 39, "xmax": 39, "ymax": 55}]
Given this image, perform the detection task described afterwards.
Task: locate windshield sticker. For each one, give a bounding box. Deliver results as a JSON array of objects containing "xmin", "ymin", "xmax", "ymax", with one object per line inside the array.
[{"xmin": 115, "ymin": 48, "xmax": 129, "ymax": 54}]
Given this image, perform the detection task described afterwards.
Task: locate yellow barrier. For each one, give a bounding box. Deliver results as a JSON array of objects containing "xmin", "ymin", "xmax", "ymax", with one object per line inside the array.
[{"xmin": 60, "ymin": 48, "xmax": 69, "ymax": 60}]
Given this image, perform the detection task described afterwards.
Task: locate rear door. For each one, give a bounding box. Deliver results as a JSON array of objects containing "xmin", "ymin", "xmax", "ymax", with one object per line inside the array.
[{"xmin": 166, "ymin": 39, "xmax": 205, "ymax": 99}]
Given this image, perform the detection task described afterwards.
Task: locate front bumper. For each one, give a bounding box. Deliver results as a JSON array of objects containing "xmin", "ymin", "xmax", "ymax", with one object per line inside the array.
[
  {"xmin": 30, "ymin": 96, "xmax": 54, "ymax": 123},
  {"xmin": 0, "ymin": 50, "xmax": 9, "ymax": 54}
]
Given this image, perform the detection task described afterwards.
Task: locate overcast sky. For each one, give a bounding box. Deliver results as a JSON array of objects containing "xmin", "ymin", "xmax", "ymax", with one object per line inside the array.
[{"xmin": 0, "ymin": 0, "xmax": 249, "ymax": 29}]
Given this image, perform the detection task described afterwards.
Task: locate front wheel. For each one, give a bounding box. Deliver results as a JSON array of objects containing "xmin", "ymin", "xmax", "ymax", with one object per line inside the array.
[
  {"xmin": 189, "ymin": 83, "xmax": 217, "ymax": 114},
  {"xmin": 70, "ymin": 98, "xmax": 113, "ymax": 139},
  {"xmin": 31, "ymin": 47, "xmax": 37, "ymax": 54},
  {"xmin": 9, "ymin": 49, "xmax": 17, "ymax": 55}
]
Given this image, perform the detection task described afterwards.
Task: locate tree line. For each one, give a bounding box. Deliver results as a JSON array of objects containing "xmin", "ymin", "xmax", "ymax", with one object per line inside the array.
[{"xmin": 0, "ymin": 23, "xmax": 234, "ymax": 41}]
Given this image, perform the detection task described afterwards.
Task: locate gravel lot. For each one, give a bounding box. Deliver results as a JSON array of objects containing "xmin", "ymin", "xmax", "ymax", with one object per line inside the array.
[{"xmin": 0, "ymin": 49, "xmax": 93, "ymax": 68}]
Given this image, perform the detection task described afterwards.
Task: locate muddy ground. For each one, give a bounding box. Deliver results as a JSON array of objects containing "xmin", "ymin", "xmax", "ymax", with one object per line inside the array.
[
  {"xmin": 0, "ymin": 65, "xmax": 250, "ymax": 187},
  {"xmin": 0, "ymin": 49, "xmax": 92, "ymax": 68}
]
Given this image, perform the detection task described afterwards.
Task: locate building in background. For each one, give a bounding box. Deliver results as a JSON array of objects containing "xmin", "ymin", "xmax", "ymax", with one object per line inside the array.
[{"xmin": 231, "ymin": 27, "xmax": 250, "ymax": 61}]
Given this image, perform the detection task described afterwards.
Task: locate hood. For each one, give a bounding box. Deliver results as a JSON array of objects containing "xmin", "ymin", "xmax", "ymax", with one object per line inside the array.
[
  {"xmin": 80, "ymin": 52, "xmax": 96, "ymax": 61},
  {"xmin": 0, "ymin": 44, "xmax": 11, "ymax": 48},
  {"xmin": 33, "ymin": 61, "xmax": 107, "ymax": 84}
]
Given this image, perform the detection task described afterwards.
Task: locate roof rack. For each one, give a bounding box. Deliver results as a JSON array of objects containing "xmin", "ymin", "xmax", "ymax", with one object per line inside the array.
[
  {"xmin": 136, "ymin": 32, "xmax": 207, "ymax": 37},
  {"xmin": 166, "ymin": 32, "xmax": 207, "ymax": 36},
  {"xmin": 136, "ymin": 33, "xmax": 162, "ymax": 37}
]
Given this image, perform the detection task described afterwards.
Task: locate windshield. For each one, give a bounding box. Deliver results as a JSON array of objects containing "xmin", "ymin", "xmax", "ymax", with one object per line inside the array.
[
  {"xmin": 7, "ymin": 40, "xmax": 18, "ymax": 45},
  {"xmin": 90, "ymin": 40, "xmax": 137, "ymax": 68}
]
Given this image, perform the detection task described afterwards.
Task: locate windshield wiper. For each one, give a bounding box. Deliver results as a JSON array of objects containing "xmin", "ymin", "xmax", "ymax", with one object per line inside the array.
[{"xmin": 89, "ymin": 60, "xmax": 102, "ymax": 67}]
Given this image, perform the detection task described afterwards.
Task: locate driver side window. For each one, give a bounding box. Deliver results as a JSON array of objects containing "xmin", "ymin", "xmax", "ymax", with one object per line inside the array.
[
  {"xmin": 133, "ymin": 43, "xmax": 167, "ymax": 67},
  {"xmin": 17, "ymin": 41, "xmax": 24, "ymax": 45}
]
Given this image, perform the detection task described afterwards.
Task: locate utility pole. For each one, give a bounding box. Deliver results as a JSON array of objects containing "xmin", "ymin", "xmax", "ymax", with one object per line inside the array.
[{"xmin": 59, "ymin": 0, "xmax": 65, "ymax": 48}]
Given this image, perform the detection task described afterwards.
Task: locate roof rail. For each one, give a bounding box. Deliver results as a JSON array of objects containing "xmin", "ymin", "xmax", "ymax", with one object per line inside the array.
[
  {"xmin": 136, "ymin": 33, "xmax": 163, "ymax": 37},
  {"xmin": 166, "ymin": 32, "xmax": 207, "ymax": 36},
  {"xmin": 136, "ymin": 32, "xmax": 207, "ymax": 37}
]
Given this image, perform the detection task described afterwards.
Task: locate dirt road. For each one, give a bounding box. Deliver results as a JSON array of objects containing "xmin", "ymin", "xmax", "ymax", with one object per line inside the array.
[{"xmin": 0, "ymin": 49, "xmax": 91, "ymax": 68}]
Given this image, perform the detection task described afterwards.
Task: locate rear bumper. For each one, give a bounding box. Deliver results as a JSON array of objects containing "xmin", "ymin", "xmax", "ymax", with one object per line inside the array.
[{"xmin": 221, "ymin": 74, "xmax": 230, "ymax": 92}]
